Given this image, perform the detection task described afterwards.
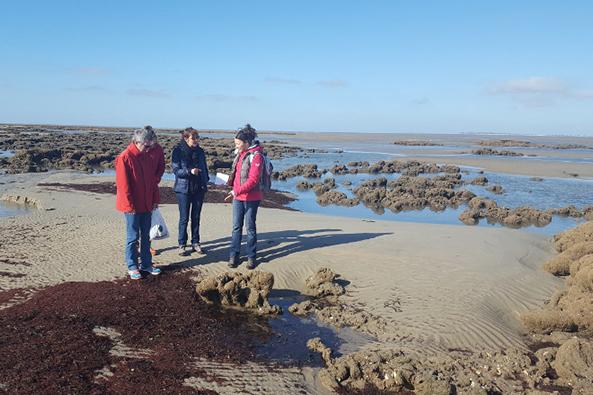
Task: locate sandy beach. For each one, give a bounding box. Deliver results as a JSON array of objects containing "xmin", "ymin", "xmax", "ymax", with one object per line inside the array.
[
  {"xmin": 4, "ymin": 2, "xmax": 593, "ymax": 391},
  {"xmin": 0, "ymin": 171, "xmax": 568, "ymax": 393}
]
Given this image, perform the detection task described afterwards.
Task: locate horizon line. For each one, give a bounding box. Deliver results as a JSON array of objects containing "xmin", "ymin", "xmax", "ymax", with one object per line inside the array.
[{"xmin": 0, "ymin": 122, "xmax": 591, "ymax": 138}]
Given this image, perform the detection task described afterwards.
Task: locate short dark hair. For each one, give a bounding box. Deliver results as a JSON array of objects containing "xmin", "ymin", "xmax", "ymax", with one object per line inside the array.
[
  {"xmin": 235, "ymin": 124, "xmax": 257, "ymax": 144},
  {"xmin": 179, "ymin": 127, "xmax": 199, "ymax": 139}
]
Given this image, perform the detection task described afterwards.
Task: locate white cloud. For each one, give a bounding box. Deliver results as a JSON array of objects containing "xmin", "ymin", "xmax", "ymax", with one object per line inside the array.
[
  {"xmin": 490, "ymin": 77, "xmax": 593, "ymax": 107},
  {"xmin": 491, "ymin": 77, "xmax": 568, "ymax": 94},
  {"xmin": 573, "ymin": 89, "xmax": 593, "ymax": 99}
]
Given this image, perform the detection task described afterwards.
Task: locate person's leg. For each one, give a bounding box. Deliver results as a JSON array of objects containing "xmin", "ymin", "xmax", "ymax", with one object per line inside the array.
[
  {"xmin": 139, "ymin": 212, "xmax": 153, "ymax": 270},
  {"xmin": 230, "ymin": 199, "xmax": 245, "ymax": 260},
  {"xmin": 124, "ymin": 213, "xmax": 140, "ymax": 271},
  {"xmin": 189, "ymin": 191, "xmax": 204, "ymax": 246},
  {"xmin": 245, "ymin": 200, "xmax": 260, "ymax": 260},
  {"xmin": 176, "ymin": 193, "xmax": 190, "ymax": 246}
]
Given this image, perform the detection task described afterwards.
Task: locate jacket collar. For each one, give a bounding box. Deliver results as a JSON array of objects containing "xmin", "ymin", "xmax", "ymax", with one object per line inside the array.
[
  {"xmin": 128, "ymin": 142, "xmax": 141, "ymax": 156},
  {"xmin": 242, "ymin": 143, "xmax": 261, "ymax": 156}
]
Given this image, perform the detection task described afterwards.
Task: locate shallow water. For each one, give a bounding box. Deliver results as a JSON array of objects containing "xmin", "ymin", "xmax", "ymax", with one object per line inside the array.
[
  {"xmin": 0, "ymin": 201, "xmax": 30, "ymax": 218},
  {"xmin": 93, "ymin": 159, "xmax": 589, "ymax": 235},
  {"xmin": 268, "ymin": 149, "xmax": 593, "ymax": 235},
  {"xmin": 89, "ymin": 134, "xmax": 593, "ymax": 235},
  {"xmin": 257, "ymin": 293, "xmax": 373, "ymax": 364}
]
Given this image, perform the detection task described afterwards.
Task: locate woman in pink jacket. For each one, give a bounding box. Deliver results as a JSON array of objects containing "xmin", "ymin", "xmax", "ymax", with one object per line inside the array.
[{"xmin": 226, "ymin": 124, "xmax": 264, "ymax": 269}]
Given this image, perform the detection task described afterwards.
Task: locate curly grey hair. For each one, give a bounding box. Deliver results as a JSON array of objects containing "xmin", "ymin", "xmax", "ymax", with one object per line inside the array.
[{"xmin": 132, "ymin": 125, "xmax": 157, "ymax": 144}]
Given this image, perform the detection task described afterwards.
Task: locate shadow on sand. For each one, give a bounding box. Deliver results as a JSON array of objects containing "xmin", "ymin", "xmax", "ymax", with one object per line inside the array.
[{"xmin": 159, "ymin": 228, "xmax": 392, "ymax": 271}]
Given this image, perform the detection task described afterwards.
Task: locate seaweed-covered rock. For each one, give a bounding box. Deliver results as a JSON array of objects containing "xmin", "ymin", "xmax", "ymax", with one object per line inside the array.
[
  {"xmin": 553, "ymin": 338, "xmax": 593, "ymax": 385},
  {"xmin": 554, "ymin": 221, "xmax": 593, "ymax": 252},
  {"xmin": 195, "ymin": 271, "xmax": 281, "ymax": 315},
  {"xmin": 544, "ymin": 241, "xmax": 593, "ymax": 276},
  {"xmin": 317, "ymin": 191, "xmax": 358, "ymax": 207},
  {"xmin": 548, "ymin": 205, "xmax": 583, "ymax": 218},
  {"xmin": 470, "ymin": 175, "xmax": 488, "ymax": 185},
  {"xmin": 472, "ymin": 148, "xmax": 524, "ymax": 157},
  {"xmin": 288, "ymin": 300, "xmax": 314, "ymax": 316},
  {"xmin": 273, "ymin": 163, "xmax": 324, "ymax": 180},
  {"xmin": 305, "ymin": 268, "xmax": 345, "ymax": 298},
  {"xmin": 486, "ymin": 184, "xmax": 504, "ymax": 194}
]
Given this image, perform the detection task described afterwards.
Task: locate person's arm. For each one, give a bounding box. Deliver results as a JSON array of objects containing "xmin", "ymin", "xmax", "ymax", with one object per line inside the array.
[
  {"xmin": 234, "ymin": 153, "xmax": 263, "ymax": 196},
  {"xmin": 155, "ymin": 145, "xmax": 165, "ymax": 181},
  {"xmin": 171, "ymin": 147, "xmax": 190, "ymax": 178},
  {"xmin": 153, "ymin": 146, "xmax": 165, "ymax": 208},
  {"xmin": 201, "ymin": 150, "xmax": 210, "ymax": 184},
  {"xmin": 115, "ymin": 155, "xmax": 135, "ymax": 212}
]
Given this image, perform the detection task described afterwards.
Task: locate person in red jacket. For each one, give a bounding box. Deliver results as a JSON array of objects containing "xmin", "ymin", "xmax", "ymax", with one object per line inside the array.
[
  {"xmin": 115, "ymin": 125, "xmax": 165, "ymax": 280},
  {"xmin": 225, "ymin": 124, "xmax": 264, "ymax": 270}
]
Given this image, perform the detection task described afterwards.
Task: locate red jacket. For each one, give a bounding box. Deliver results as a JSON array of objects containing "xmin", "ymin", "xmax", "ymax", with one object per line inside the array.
[
  {"xmin": 231, "ymin": 145, "xmax": 264, "ymax": 201},
  {"xmin": 115, "ymin": 143, "xmax": 165, "ymax": 213}
]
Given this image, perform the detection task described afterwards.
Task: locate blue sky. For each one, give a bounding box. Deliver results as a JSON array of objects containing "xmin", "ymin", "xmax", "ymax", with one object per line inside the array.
[{"xmin": 1, "ymin": 1, "xmax": 593, "ymax": 135}]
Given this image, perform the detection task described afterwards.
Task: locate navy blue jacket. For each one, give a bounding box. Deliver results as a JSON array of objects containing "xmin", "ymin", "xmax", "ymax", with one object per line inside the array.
[{"xmin": 172, "ymin": 141, "xmax": 209, "ymax": 194}]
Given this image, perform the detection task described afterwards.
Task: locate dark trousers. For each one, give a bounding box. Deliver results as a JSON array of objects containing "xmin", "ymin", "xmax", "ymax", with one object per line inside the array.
[
  {"xmin": 230, "ymin": 199, "xmax": 260, "ymax": 259},
  {"xmin": 176, "ymin": 191, "xmax": 204, "ymax": 246}
]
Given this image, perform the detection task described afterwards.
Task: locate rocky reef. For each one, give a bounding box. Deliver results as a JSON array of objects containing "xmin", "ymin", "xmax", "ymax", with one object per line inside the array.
[{"xmin": 195, "ymin": 271, "xmax": 282, "ymax": 315}]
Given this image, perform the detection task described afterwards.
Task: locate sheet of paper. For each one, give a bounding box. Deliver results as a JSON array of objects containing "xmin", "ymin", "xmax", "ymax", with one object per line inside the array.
[{"xmin": 214, "ymin": 172, "xmax": 229, "ymax": 186}]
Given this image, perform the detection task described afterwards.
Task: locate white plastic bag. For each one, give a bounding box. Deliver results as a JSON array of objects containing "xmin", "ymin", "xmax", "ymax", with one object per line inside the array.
[{"xmin": 149, "ymin": 208, "xmax": 169, "ymax": 240}]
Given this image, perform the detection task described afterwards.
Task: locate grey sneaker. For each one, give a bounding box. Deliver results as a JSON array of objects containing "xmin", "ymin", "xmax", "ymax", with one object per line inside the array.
[
  {"xmin": 246, "ymin": 257, "xmax": 257, "ymax": 270},
  {"xmin": 228, "ymin": 255, "xmax": 239, "ymax": 268},
  {"xmin": 178, "ymin": 245, "xmax": 189, "ymax": 256},
  {"xmin": 191, "ymin": 243, "xmax": 205, "ymax": 255}
]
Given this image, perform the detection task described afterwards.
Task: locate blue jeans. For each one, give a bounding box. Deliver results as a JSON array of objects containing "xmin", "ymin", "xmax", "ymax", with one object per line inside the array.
[
  {"xmin": 176, "ymin": 192, "xmax": 204, "ymax": 246},
  {"xmin": 231, "ymin": 200, "xmax": 260, "ymax": 259},
  {"xmin": 124, "ymin": 212, "xmax": 152, "ymax": 271}
]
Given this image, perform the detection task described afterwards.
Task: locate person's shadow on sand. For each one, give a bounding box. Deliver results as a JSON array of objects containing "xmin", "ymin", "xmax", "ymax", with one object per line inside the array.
[{"xmin": 160, "ymin": 228, "xmax": 392, "ymax": 272}]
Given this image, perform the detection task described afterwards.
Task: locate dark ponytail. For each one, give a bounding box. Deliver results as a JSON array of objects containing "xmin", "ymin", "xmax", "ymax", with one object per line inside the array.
[{"xmin": 235, "ymin": 124, "xmax": 257, "ymax": 145}]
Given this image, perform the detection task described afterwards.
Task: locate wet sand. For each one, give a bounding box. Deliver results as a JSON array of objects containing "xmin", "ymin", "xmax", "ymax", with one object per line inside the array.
[
  {"xmin": 0, "ymin": 171, "xmax": 565, "ymax": 393},
  {"xmin": 404, "ymin": 154, "xmax": 593, "ymax": 179}
]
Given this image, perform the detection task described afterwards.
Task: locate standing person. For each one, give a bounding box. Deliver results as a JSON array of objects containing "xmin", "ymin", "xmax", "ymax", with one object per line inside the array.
[
  {"xmin": 144, "ymin": 135, "xmax": 165, "ymax": 256},
  {"xmin": 172, "ymin": 127, "xmax": 209, "ymax": 256},
  {"xmin": 225, "ymin": 124, "xmax": 263, "ymax": 269},
  {"xmin": 115, "ymin": 125, "xmax": 164, "ymax": 280}
]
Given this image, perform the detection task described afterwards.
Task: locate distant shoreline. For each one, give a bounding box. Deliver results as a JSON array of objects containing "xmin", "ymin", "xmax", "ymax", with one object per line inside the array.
[{"xmin": 1, "ymin": 122, "xmax": 592, "ymax": 138}]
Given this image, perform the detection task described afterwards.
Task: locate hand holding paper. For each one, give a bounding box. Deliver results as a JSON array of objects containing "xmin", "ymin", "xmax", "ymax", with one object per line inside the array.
[{"xmin": 215, "ymin": 172, "xmax": 229, "ymax": 186}]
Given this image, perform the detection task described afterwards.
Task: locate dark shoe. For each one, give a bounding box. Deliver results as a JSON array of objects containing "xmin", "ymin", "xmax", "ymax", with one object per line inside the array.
[
  {"xmin": 228, "ymin": 256, "xmax": 239, "ymax": 268},
  {"xmin": 191, "ymin": 243, "xmax": 205, "ymax": 255},
  {"xmin": 178, "ymin": 245, "xmax": 189, "ymax": 256},
  {"xmin": 246, "ymin": 258, "xmax": 257, "ymax": 270},
  {"xmin": 141, "ymin": 266, "xmax": 161, "ymax": 276}
]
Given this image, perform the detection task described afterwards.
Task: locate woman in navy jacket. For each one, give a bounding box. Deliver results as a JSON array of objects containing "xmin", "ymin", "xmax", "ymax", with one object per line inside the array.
[{"xmin": 171, "ymin": 127, "xmax": 209, "ymax": 256}]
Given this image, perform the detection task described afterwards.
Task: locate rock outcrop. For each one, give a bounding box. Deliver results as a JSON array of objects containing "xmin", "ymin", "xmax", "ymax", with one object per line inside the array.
[{"xmin": 195, "ymin": 271, "xmax": 281, "ymax": 315}]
